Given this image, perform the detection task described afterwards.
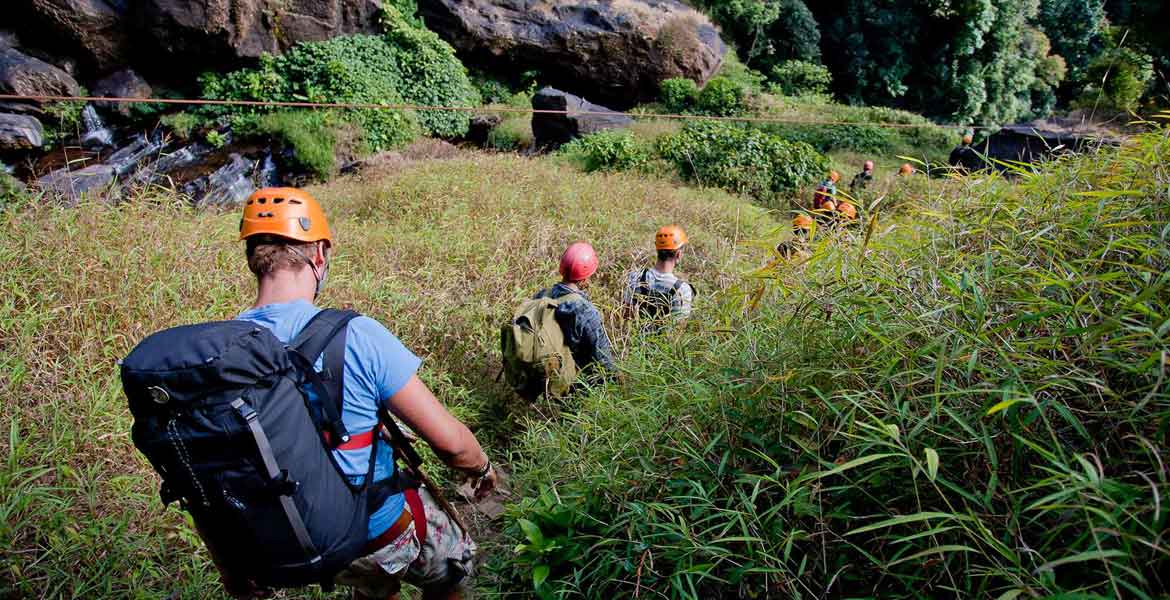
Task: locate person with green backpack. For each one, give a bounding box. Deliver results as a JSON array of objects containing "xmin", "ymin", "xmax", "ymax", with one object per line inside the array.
[{"xmin": 501, "ymin": 241, "xmax": 616, "ymax": 400}]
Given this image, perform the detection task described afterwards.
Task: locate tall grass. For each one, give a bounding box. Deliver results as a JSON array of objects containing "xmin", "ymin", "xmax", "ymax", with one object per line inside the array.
[
  {"xmin": 0, "ymin": 155, "xmax": 772, "ymax": 598},
  {"xmin": 499, "ymin": 129, "xmax": 1170, "ymax": 598}
]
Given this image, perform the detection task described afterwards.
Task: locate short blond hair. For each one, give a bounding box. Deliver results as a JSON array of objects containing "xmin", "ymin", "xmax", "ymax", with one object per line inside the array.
[{"xmin": 245, "ymin": 236, "xmax": 321, "ymax": 276}]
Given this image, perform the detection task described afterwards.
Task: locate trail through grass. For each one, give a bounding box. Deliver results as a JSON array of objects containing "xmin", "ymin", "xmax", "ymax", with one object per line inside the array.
[{"xmin": 0, "ymin": 154, "xmax": 774, "ymax": 598}]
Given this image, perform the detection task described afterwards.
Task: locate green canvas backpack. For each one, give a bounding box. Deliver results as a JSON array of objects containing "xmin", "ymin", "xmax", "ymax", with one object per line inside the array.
[{"xmin": 500, "ymin": 293, "xmax": 581, "ymax": 400}]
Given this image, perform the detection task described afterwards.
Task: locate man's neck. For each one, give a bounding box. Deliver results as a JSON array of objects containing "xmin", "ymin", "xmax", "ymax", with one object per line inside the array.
[
  {"xmin": 654, "ymin": 260, "xmax": 676, "ymax": 274},
  {"xmin": 253, "ymin": 268, "xmax": 317, "ymax": 308},
  {"xmin": 560, "ymin": 281, "xmax": 580, "ymax": 291}
]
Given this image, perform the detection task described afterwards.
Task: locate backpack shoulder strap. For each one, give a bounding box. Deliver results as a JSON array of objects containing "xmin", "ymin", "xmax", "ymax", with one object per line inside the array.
[
  {"xmin": 550, "ymin": 292, "xmax": 583, "ymax": 307},
  {"xmin": 288, "ymin": 308, "xmax": 360, "ymax": 447}
]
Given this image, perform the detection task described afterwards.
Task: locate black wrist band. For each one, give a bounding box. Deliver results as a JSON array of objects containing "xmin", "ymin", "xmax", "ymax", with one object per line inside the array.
[{"xmin": 472, "ymin": 459, "xmax": 491, "ymax": 479}]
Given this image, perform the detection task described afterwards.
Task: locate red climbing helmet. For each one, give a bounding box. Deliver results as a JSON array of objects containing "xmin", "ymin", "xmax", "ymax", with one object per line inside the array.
[
  {"xmin": 559, "ymin": 241, "xmax": 599, "ymax": 282},
  {"xmin": 864, "ymin": 160, "xmax": 874, "ymax": 171}
]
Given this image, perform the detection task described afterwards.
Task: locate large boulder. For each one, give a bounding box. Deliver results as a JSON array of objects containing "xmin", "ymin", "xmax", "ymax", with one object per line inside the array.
[
  {"xmin": 0, "ymin": 46, "xmax": 82, "ymax": 100},
  {"xmin": 184, "ymin": 153, "xmax": 256, "ymax": 210},
  {"xmin": 23, "ymin": 0, "xmax": 130, "ymax": 73},
  {"xmin": 418, "ymin": 0, "xmax": 726, "ymax": 108},
  {"xmin": 37, "ymin": 164, "xmax": 116, "ymax": 204},
  {"xmin": 92, "ymin": 68, "xmax": 152, "ymax": 117},
  {"xmin": 135, "ymin": 0, "xmax": 384, "ymax": 72},
  {"xmin": 0, "ymin": 113, "xmax": 44, "ymax": 151},
  {"xmin": 531, "ymin": 87, "xmax": 632, "ymax": 150}
]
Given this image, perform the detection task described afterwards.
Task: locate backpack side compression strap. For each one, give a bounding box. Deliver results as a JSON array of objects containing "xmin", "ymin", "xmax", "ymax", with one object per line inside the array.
[
  {"xmin": 230, "ymin": 398, "xmax": 321, "ymax": 568},
  {"xmin": 289, "ymin": 309, "xmax": 360, "ymax": 445}
]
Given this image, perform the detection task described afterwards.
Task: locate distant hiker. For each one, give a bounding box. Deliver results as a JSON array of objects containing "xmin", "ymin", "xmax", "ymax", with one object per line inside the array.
[
  {"xmin": 849, "ymin": 160, "xmax": 875, "ymax": 193},
  {"xmin": 121, "ymin": 187, "xmax": 495, "ymax": 600},
  {"xmin": 622, "ymin": 225, "xmax": 696, "ymax": 328},
  {"xmin": 812, "ymin": 170, "xmax": 840, "ymax": 213},
  {"xmin": 949, "ymin": 134, "xmax": 984, "ymax": 172},
  {"xmin": 502, "ymin": 241, "xmax": 616, "ymax": 400},
  {"xmin": 778, "ymin": 214, "xmax": 815, "ymax": 260},
  {"xmin": 898, "ymin": 163, "xmax": 916, "ymax": 177}
]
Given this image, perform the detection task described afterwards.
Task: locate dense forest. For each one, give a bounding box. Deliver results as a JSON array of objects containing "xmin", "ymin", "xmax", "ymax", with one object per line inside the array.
[{"xmin": 697, "ymin": 0, "xmax": 1168, "ymax": 123}]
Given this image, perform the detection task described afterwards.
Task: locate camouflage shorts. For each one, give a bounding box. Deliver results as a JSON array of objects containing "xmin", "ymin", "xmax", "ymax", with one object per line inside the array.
[{"xmin": 334, "ymin": 487, "xmax": 476, "ymax": 598}]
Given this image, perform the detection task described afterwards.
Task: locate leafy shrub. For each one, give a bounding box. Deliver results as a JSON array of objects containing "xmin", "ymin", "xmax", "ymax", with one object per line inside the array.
[
  {"xmin": 237, "ymin": 111, "xmax": 341, "ymax": 180},
  {"xmin": 695, "ymin": 77, "xmax": 747, "ymax": 116},
  {"xmin": 658, "ymin": 121, "xmax": 827, "ymax": 199},
  {"xmin": 765, "ymin": 122, "xmax": 892, "ymax": 153},
  {"xmin": 199, "ymin": 8, "xmax": 475, "ymax": 147},
  {"xmin": 659, "ymin": 77, "xmax": 700, "ymax": 113},
  {"xmin": 558, "ymin": 130, "xmax": 650, "ymax": 172},
  {"xmin": 1, "ymin": 172, "xmax": 27, "ymax": 206},
  {"xmin": 159, "ymin": 112, "xmax": 203, "ymax": 140},
  {"xmin": 41, "ymin": 99, "xmax": 86, "ymax": 145},
  {"xmin": 1074, "ymin": 46, "xmax": 1154, "ymax": 113},
  {"xmin": 768, "ymin": 60, "xmax": 833, "ymax": 96},
  {"xmin": 486, "ymin": 115, "xmax": 533, "ymax": 152}
]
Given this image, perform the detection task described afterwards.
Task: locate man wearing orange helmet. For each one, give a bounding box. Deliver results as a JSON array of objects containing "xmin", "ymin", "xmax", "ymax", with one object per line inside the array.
[
  {"xmin": 234, "ymin": 188, "xmax": 493, "ymax": 600},
  {"xmin": 812, "ymin": 170, "xmax": 840, "ymax": 212},
  {"xmin": 622, "ymin": 225, "xmax": 696, "ymax": 324},
  {"xmin": 533, "ymin": 241, "xmax": 616, "ymax": 379}
]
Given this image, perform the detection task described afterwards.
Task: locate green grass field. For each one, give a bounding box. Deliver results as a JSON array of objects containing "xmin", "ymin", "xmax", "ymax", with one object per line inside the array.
[
  {"xmin": 2, "ymin": 123, "xmax": 1168, "ymax": 599},
  {"xmin": 0, "ymin": 154, "xmax": 775, "ymax": 598}
]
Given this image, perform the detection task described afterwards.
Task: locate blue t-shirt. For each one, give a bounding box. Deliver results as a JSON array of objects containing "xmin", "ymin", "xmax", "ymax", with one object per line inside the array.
[{"xmin": 238, "ymin": 300, "xmax": 422, "ymax": 540}]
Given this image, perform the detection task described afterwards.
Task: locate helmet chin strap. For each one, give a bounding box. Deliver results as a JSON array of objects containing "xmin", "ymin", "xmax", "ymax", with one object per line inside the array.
[{"xmin": 290, "ymin": 244, "xmax": 328, "ymax": 301}]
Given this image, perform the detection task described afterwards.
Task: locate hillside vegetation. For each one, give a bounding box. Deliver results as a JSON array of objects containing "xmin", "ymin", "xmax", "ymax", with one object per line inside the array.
[
  {"xmin": 499, "ymin": 127, "xmax": 1170, "ymax": 598},
  {"xmin": 0, "ymin": 154, "xmax": 774, "ymax": 598}
]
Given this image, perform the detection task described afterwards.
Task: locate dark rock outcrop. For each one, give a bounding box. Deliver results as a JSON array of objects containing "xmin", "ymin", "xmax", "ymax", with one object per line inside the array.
[
  {"xmin": 531, "ymin": 87, "xmax": 632, "ymax": 149},
  {"xmin": 0, "ymin": 46, "xmax": 82, "ymax": 100},
  {"xmin": 37, "ymin": 164, "xmax": 116, "ymax": 204},
  {"xmin": 134, "ymin": 0, "xmax": 384, "ymax": 75},
  {"xmin": 92, "ymin": 68, "xmax": 152, "ymax": 117},
  {"xmin": 0, "ymin": 114, "xmax": 44, "ymax": 151},
  {"xmin": 23, "ymin": 0, "xmax": 131, "ymax": 74},
  {"xmin": 419, "ymin": 0, "xmax": 725, "ymax": 108}
]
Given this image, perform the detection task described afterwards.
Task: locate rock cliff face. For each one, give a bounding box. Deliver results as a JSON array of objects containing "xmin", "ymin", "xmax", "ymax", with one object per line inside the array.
[
  {"xmin": 418, "ymin": 0, "xmax": 726, "ymax": 108},
  {"xmin": 16, "ymin": 0, "xmax": 384, "ymax": 79}
]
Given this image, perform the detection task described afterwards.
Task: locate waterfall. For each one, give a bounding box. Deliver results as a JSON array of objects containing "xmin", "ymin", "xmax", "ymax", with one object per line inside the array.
[
  {"xmin": 80, "ymin": 105, "xmax": 113, "ymax": 148},
  {"xmin": 258, "ymin": 152, "xmax": 280, "ymax": 187}
]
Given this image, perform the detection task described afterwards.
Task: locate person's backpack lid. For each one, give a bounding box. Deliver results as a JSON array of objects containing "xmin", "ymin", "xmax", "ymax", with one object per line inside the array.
[{"xmin": 121, "ymin": 320, "xmax": 290, "ymax": 407}]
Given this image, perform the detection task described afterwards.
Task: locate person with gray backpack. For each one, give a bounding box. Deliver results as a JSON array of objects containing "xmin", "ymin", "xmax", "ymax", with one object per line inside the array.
[
  {"xmin": 622, "ymin": 225, "xmax": 696, "ymax": 330},
  {"xmin": 120, "ymin": 188, "xmax": 495, "ymax": 600},
  {"xmin": 501, "ymin": 241, "xmax": 616, "ymax": 400}
]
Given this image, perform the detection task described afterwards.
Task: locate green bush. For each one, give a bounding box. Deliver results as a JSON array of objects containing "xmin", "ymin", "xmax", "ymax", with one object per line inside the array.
[
  {"xmin": 486, "ymin": 115, "xmax": 533, "ymax": 152},
  {"xmin": 41, "ymin": 99, "xmax": 86, "ymax": 146},
  {"xmin": 199, "ymin": 7, "xmax": 475, "ymax": 147},
  {"xmin": 658, "ymin": 121, "xmax": 827, "ymax": 199},
  {"xmin": 238, "ymin": 111, "xmax": 342, "ymax": 180},
  {"xmin": 1075, "ymin": 46, "xmax": 1154, "ymax": 113},
  {"xmin": 768, "ymin": 60, "xmax": 833, "ymax": 96},
  {"xmin": 659, "ymin": 77, "xmax": 700, "ymax": 113},
  {"xmin": 501, "ymin": 130, "xmax": 1170, "ymax": 598},
  {"xmin": 159, "ymin": 112, "xmax": 204, "ymax": 140},
  {"xmin": 558, "ymin": 130, "xmax": 650, "ymax": 172},
  {"xmin": 695, "ymin": 77, "xmax": 747, "ymax": 116},
  {"xmin": 765, "ymin": 122, "xmax": 892, "ymax": 153}
]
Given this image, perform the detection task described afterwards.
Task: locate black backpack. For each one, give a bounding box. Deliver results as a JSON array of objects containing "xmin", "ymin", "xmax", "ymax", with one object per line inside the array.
[
  {"xmin": 120, "ymin": 309, "xmax": 398, "ymax": 590},
  {"xmin": 633, "ymin": 269, "xmax": 693, "ymax": 321}
]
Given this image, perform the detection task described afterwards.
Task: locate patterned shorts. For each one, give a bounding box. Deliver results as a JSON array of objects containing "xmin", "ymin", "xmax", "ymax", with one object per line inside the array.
[{"xmin": 334, "ymin": 487, "xmax": 477, "ymax": 598}]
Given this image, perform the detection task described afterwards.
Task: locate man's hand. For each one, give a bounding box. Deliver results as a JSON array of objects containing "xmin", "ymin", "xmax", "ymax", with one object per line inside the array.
[{"xmin": 463, "ymin": 462, "xmax": 499, "ymax": 501}]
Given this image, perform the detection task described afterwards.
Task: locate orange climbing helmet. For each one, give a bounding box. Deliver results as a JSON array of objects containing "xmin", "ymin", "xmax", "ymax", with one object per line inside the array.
[
  {"xmin": 828, "ymin": 170, "xmax": 841, "ymax": 183},
  {"xmin": 655, "ymin": 225, "xmax": 688, "ymax": 250},
  {"xmin": 239, "ymin": 187, "xmax": 332, "ymax": 245},
  {"xmin": 792, "ymin": 213, "xmax": 815, "ymax": 232},
  {"xmin": 836, "ymin": 200, "xmax": 858, "ymax": 220},
  {"xmin": 899, "ymin": 163, "xmax": 915, "ymax": 176},
  {"xmin": 962, "ymin": 134, "xmax": 974, "ymax": 145},
  {"xmin": 559, "ymin": 241, "xmax": 599, "ymax": 282}
]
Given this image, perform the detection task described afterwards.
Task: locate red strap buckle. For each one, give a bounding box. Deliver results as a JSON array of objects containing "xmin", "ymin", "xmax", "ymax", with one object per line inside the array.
[{"xmin": 322, "ymin": 427, "xmax": 376, "ymax": 450}]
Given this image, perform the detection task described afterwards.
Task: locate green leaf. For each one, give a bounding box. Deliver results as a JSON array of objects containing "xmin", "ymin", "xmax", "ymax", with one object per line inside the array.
[
  {"xmin": 887, "ymin": 544, "xmax": 976, "ymax": 566},
  {"xmin": 532, "ymin": 564, "xmax": 550, "ymax": 589},
  {"xmin": 846, "ymin": 512, "xmax": 968, "ymax": 536},
  {"xmin": 518, "ymin": 519, "xmax": 544, "ymax": 547},
  {"xmin": 812, "ymin": 453, "xmax": 899, "ymax": 479},
  {"xmin": 924, "ymin": 448, "xmax": 940, "ymax": 482},
  {"xmin": 986, "ymin": 398, "xmax": 1024, "ymax": 416},
  {"xmin": 1035, "ymin": 550, "xmax": 1128, "ymax": 572}
]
